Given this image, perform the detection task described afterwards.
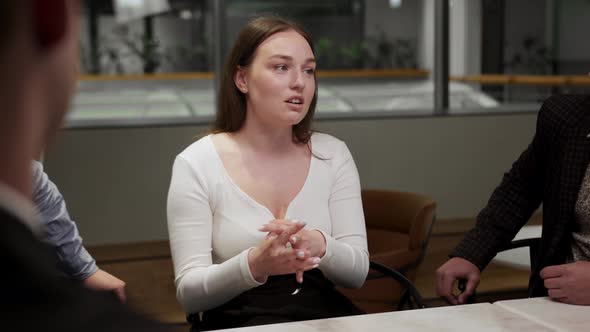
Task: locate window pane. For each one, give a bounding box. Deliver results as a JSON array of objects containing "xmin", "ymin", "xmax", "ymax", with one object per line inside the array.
[
  {"xmin": 75, "ymin": 1, "xmax": 439, "ymax": 126},
  {"xmin": 450, "ymin": 0, "xmax": 590, "ymax": 113},
  {"xmin": 224, "ymin": 0, "xmax": 434, "ymax": 115},
  {"xmin": 75, "ymin": 0, "xmax": 214, "ymax": 126}
]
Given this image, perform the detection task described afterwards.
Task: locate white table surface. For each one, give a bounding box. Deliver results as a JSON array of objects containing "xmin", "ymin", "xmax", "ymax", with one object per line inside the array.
[
  {"xmin": 213, "ymin": 303, "xmax": 555, "ymax": 332},
  {"xmin": 495, "ymin": 297, "xmax": 588, "ymax": 332}
]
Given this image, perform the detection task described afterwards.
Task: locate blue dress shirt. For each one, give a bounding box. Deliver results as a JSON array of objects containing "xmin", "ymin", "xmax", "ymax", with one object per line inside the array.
[{"xmin": 32, "ymin": 160, "xmax": 97, "ymax": 280}]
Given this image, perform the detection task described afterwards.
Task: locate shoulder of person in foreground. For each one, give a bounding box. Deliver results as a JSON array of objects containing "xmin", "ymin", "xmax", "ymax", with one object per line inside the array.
[{"xmin": 0, "ymin": 208, "xmax": 170, "ymax": 332}]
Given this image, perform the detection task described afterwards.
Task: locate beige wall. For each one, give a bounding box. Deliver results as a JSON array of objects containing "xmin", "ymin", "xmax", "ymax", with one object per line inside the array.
[{"xmin": 44, "ymin": 113, "xmax": 537, "ymax": 245}]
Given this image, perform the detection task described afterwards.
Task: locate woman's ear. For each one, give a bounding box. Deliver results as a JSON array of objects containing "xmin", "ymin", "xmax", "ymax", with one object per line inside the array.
[{"xmin": 234, "ymin": 67, "xmax": 248, "ymax": 93}]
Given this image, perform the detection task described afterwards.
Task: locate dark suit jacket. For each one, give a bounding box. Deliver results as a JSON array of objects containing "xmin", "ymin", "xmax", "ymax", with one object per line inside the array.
[
  {"xmin": 0, "ymin": 207, "xmax": 170, "ymax": 331},
  {"xmin": 452, "ymin": 94, "xmax": 590, "ymax": 297}
]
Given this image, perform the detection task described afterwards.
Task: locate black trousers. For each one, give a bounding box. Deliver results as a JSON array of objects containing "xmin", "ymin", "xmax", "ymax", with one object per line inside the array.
[{"xmin": 191, "ymin": 269, "xmax": 363, "ymax": 331}]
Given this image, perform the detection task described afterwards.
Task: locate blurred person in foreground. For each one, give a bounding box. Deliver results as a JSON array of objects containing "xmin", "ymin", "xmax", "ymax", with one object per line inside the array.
[{"xmin": 0, "ymin": 1, "xmax": 169, "ymax": 330}]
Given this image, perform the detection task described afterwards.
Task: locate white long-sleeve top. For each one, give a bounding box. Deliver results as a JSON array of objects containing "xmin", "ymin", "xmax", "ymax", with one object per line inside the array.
[{"xmin": 167, "ymin": 132, "xmax": 369, "ymax": 314}]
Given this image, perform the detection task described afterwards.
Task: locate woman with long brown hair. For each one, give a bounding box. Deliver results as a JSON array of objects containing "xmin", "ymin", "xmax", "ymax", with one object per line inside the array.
[{"xmin": 167, "ymin": 16, "xmax": 368, "ymax": 330}]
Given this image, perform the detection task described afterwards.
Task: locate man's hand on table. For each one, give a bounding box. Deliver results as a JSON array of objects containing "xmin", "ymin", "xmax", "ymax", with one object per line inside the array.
[{"xmin": 541, "ymin": 261, "xmax": 590, "ymax": 305}]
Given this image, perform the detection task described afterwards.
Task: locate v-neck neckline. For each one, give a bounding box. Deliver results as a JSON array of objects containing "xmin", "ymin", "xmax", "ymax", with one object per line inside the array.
[{"xmin": 207, "ymin": 134, "xmax": 314, "ymax": 220}]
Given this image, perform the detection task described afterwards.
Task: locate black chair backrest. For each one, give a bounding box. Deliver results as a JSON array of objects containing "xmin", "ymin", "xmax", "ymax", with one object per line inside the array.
[{"xmin": 369, "ymin": 261, "xmax": 426, "ymax": 310}]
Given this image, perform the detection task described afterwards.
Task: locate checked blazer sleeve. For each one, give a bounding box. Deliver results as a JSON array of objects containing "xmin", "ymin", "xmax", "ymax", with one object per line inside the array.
[{"xmin": 451, "ymin": 97, "xmax": 568, "ymax": 271}]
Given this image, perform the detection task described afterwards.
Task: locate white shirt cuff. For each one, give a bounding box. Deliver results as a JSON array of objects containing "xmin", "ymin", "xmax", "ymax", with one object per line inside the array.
[
  {"xmin": 240, "ymin": 248, "xmax": 266, "ymax": 286},
  {"xmin": 312, "ymin": 229, "xmax": 333, "ymax": 266}
]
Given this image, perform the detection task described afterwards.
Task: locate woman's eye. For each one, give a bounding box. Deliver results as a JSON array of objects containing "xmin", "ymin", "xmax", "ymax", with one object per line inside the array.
[
  {"xmin": 304, "ymin": 68, "xmax": 315, "ymax": 75},
  {"xmin": 275, "ymin": 65, "xmax": 288, "ymax": 72}
]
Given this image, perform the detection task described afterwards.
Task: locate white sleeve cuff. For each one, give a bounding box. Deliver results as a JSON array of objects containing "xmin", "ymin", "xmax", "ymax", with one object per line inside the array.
[
  {"xmin": 312, "ymin": 229, "xmax": 333, "ymax": 266},
  {"xmin": 239, "ymin": 248, "xmax": 266, "ymax": 286}
]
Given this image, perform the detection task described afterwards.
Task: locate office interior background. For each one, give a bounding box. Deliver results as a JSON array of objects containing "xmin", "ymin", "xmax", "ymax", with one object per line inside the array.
[{"xmin": 44, "ymin": 0, "xmax": 590, "ymax": 245}]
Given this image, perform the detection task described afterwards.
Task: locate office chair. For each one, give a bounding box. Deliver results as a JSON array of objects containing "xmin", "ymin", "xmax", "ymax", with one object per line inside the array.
[
  {"xmin": 368, "ymin": 261, "xmax": 426, "ymax": 309},
  {"xmin": 339, "ymin": 189, "xmax": 436, "ymax": 312}
]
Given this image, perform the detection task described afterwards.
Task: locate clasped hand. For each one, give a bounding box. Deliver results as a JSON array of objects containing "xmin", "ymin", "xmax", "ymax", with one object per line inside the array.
[
  {"xmin": 247, "ymin": 219, "xmax": 324, "ymax": 283},
  {"xmin": 541, "ymin": 261, "xmax": 590, "ymax": 305}
]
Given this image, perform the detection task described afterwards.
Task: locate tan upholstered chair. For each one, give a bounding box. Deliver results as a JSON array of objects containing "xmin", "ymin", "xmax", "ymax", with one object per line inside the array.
[{"xmin": 339, "ymin": 189, "xmax": 437, "ymax": 313}]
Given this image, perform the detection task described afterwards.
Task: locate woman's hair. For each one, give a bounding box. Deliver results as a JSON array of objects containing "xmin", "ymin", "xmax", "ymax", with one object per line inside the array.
[{"xmin": 212, "ymin": 16, "xmax": 318, "ymax": 145}]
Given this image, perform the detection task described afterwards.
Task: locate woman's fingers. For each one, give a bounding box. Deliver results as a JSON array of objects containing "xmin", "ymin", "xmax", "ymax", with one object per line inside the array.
[
  {"xmin": 301, "ymin": 257, "xmax": 320, "ymax": 270},
  {"xmin": 255, "ymin": 232, "xmax": 320, "ymax": 277},
  {"xmin": 275, "ymin": 221, "xmax": 306, "ymax": 245},
  {"xmin": 295, "ymin": 250, "xmax": 305, "ymax": 259},
  {"xmin": 296, "ymin": 270, "xmax": 304, "ymax": 283},
  {"xmin": 258, "ymin": 233, "xmax": 278, "ymax": 253},
  {"xmin": 260, "ymin": 220, "xmax": 305, "ymax": 234},
  {"xmin": 259, "ymin": 223, "xmax": 284, "ymax": 233},
  {"xmin": 285, "ymin": 257, "xmax": 319, "ymax": 276}
]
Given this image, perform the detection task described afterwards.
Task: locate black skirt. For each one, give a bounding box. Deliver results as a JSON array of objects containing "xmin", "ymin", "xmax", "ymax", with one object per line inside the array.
[{"xmin": 191, "ymin": 269, "xmax": 364, "ymax": 331}]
